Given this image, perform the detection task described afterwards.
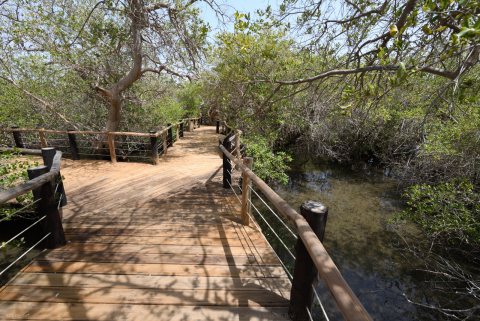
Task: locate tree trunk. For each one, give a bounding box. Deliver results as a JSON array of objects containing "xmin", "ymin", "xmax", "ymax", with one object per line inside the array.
[{"xmin": 106, "ymin": 93, "xmax": 122, "ymax": 132}]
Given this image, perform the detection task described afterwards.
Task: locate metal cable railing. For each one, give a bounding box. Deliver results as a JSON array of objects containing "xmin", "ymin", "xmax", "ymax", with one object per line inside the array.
[
  {"xmin": 1, "ymin": 215, "xmax": 46, "ymax": 249},
  {"xmin": 219, "ymin": 140, "xmax": 372, "ymax": 321},
  {"xmin": 249, "ymin": 185, "xmax": 298, "ymax": 240},
  {"xmin": 0, "ymin": 148, "xmax": 67, "ymax": 283},
  {"xmin": 0, "ymin": 198, "xmax": 42, "ymax": 223},
  {"xmin": 248, "ymin": 199, "xmax": 296, "ymax": 262},
  {"xmin": 0, "ymin": 232, "xmax": 51, "ymax": 277},
  {"xmin": 223, "ymin": 149, "xmax": 329, "ymax": 320},
  {"xmin": 0, "ymin": 118, "xmax": 200, "ymax": 165}
]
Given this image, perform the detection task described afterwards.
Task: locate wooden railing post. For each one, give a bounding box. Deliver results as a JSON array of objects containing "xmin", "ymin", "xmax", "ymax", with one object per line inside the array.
[
  {"xmin": 41, "ymin": 147, "xmax": 56, "ymax": 170},
  {"xmin": 38, "ymin": 128, "xmax": 47, "ymax": 148},
  {"xmin": 223, "ymin": 151, "xmax": 231, "ymax": 189},
  {"xmin": 167, "ymin": 123, "xmax": 173, "ymax": 147},
  {"xmin": 289, "ymin": 201, "xmax": 328, "ymax": 321},
  {"xmin": 188, "ymin": 119, "xmax": 194, "ymax": 132},
  {"xmin": 27, "ymin": 165, "xmax": 66, "ymax": 249},
  {"xmin": 222, "ymin": 133, "xmax": 235, "ymax": 189},
  {"xmin": 150, "ymin": 131, "xmax": 159, "ymax": 165},
  {"xmin": 235, "ymin": 130, "xmax": 241, "ymax": 160},
  {"xmin": 176, "ymin": 124, "xmax": 180, "ymax": 142},
  {"xmin": 67, "ymin": 130, "xmax": 80, "ymax": 160},
  {"xmin": 241, "ymin": 157, "xmax": 253, "ymax": 225},
  {"xmin": 216, "ymin": 120, "xmax": 220, "ymax": 134},
  {"xmin": 179, "ymin": 121, "xmax": 184, "ymax": 138},
  {"xmin": 107, "ymin": 133, "xmax": 117, "ymax": 163},
  {"xmin": 42, "ymin": 147, "xmax": 67, "ymax": 207},
  {"xmin": 162, "ymin": 131, "xmax": 168, "ymax": 155},
  {"xmin": 11, "ymin": 126, "xmax": 24, "ymax": 148}
]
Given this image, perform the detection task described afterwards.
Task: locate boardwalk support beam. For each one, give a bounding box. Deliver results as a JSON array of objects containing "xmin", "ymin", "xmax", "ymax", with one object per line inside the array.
[{"xmin": 289, "ymin": 201, "xmax": 328, "ymax": 321}]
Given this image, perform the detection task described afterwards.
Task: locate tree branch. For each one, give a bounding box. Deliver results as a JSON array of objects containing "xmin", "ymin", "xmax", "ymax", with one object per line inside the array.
[
  {"xmin": 0, "ymin": 76, "xmax": 79, "ymax": 130},
  {"xmin": 269, "ymin": 63, "xmax": 461, "ymax": 86},
  {"xmin": 142, "ymin": 66, "xmax": 192, "ymax": 81},
  {"xmin": 113, "ymin": 0, "xmax": 143, "ymax": 94},
  {"xmin": 326, "ymin": 1, "xmax": 388, "ymax": 24}
]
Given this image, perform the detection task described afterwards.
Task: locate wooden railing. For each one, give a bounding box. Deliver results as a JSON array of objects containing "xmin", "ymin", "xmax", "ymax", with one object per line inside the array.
[
  {"xmin": 0, "ymin": 117, "xmax": 201, "ymax": 165},
  {"xmin": 219, "ymin": 134, "xmax": 372, "ymax": 321},
  {"xmin": 0, "ymin": 148, "xmax": 67, "ymax": 278}
]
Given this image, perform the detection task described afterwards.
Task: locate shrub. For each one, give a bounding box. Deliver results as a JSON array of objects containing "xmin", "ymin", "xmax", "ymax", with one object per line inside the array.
[
  {"xmin": 398, "ymin": 179, "xmax": 480, "ymax": 246},
  {"xmin": 0, "ymin": 150, "xmax": 38, "ymax": 221},
  {"xmin": 244, "ymin": 136, "xmax": 292, "ymax": 185}
]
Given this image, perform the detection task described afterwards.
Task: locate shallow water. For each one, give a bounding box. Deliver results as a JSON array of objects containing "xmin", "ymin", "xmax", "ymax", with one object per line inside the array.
[{"xmin": 270, "ymin": 161, "xmax": 444, "ymax": 321}]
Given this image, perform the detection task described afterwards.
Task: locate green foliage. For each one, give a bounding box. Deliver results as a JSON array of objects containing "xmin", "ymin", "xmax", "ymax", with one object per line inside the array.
[
  {"xmin": 177, "ymin": 82, "xmax": 202, "ymax": 117},
  {"xmin": 202, "ymin": 21, "xmax": 308, "ymax": 140},
  {"xmin": 398, "ymin": 180, "xmax": 480, "ymax": 245},
  {"xmin": 0, "ymin": 150, "xmax": 38, "ymax": 220},
  {"xmin": 153, "ymin": 97, "xmax": 184, "ymax": 125},
  {"xmin": 244, "ymin": 136, "xmax": 292, "ymax": 185}
]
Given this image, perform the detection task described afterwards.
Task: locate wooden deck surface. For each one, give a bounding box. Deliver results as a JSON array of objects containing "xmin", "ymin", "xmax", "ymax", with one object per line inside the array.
[{"xmin": 0, "ymin": 126, "xmax": 291, "ymax": 320}]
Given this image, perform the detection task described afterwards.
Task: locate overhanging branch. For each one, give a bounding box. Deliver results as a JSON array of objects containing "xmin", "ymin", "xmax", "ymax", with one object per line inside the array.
[{"xmin": 268, "ymin": 64, "xmax": 462, "ymax": 86}]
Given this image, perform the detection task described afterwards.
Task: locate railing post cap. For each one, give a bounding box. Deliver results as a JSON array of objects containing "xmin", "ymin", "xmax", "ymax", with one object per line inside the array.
[
  {"xmin": 301, "ymin": 200, "xmax": 327, "ymax": 214},
  {"xmin": 27, "ymin": 165, "xmax": 49, "ymax": 174}
]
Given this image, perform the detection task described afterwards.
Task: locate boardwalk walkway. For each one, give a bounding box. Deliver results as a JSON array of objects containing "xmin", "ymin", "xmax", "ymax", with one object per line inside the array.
[{"xmin": 0, "ymin": 127, "xmax": 291, "ymax": 320}]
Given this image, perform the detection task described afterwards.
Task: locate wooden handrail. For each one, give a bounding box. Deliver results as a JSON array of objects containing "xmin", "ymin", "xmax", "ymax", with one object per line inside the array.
[
  {"xmin": 0, "ymin": 147, "xmax": 42, "ymax": 155},
  {"xmin": 0, "ymin": 150, "xmax": 62, "ymax": 204},
  {"xmin": 0, "ymin": 118, "xmax": 200, "ymax": 138},
  {"xmin": 219, "ymin": 144, "xmax": 372, "ymax": 321},
  {"xmin": 0, "ymin": 118, "xmax": 201, "ymax": 165},
  {"xmin": 0, "ymin": 148, "xmax": 67, "ymax": 249}
]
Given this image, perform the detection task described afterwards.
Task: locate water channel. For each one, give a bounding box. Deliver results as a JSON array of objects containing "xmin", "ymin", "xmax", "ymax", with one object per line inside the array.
[{"xmin": 255, "ymin": 160, "xmax": 451, "ymax": 321}]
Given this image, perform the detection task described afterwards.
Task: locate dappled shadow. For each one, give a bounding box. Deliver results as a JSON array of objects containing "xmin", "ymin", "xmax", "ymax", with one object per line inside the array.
[{"xmin": 0, "ymin": 126, "xmax": 290, "ymax": 321}]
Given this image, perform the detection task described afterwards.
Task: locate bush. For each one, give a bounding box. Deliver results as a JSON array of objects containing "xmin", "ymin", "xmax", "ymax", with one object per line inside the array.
[
  {"xmin": 244, "ymin": 136, "xmax": 292, "ymax": 185},
  {"xmin": 398, "ymin": 180, "xmax": 480, "ymax": 246},
  {"xmin": 0, "ymin": 150, "xmax": 38, "ymax": 220}
]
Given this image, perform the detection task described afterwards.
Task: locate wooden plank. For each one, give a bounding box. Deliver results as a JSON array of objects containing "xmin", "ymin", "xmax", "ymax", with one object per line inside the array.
[
  {"xmin": 55, "ymin": 243, "xmax": 274, "ymax": 256},
  {"xmin": 62, "ymin": 221, "xmax": 258, "ymax": 231},
  {"xmin": 0, "ymin": 302, "xmax": 290, "ymax": 321},
  {"xmin": 9, "ymin": 274, "xmax": 291, "ymax": 296},
  {"xmin": 0, "ymin": 286, "xmax": 289, "ymax": 307},
  {"xmin": 37, "ymin": 250, "xmax": 280, "ymax": 265},
  {"xmin": 63, "ymin": 234, "xmax": 268, "ymax": 247},
  {"xmin": 63, "ymin": 215, "xmax": 240, "ymax": 225},
  {"xmin": 24, "ymin": 261, "xmax": 288, "ymax": 278},
  {"xmin": 63, "ymin": 227, "xmax": 267, "ymax": 240}
]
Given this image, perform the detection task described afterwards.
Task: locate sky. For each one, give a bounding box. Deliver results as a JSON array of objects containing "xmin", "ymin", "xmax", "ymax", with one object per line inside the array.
[{"xmin": 197, "ymin": 0, "xmax": 282, "ymax": 34}]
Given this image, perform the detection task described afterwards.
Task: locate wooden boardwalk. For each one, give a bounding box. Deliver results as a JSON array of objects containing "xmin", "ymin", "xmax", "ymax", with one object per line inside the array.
[{"xmin": 0, "ymin": 127, "xmax": 291, "ymax": 320}]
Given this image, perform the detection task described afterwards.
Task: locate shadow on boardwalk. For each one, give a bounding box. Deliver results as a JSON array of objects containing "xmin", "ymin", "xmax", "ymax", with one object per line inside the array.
[{"xmin": 0, "ymin": 127, "xmax": 291, "ymax": 321}]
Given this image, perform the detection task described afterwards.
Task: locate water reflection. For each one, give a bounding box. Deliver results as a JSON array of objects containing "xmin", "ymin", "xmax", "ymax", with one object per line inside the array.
[{"xmin": 273, "ymin": 162, "xmax": 441, "ymax": 321}]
